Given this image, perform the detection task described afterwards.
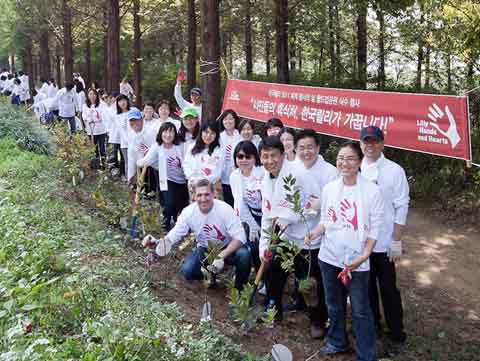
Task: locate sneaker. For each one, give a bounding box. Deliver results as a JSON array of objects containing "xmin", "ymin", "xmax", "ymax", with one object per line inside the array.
[
  {"xmin": 258, "ymin": 283, "xmax": 267, "ymax": 296},
  {"xmin": 320, "ymin": 343, "xmax": 349, "ymax": 356},
  {"xmin": 310, "ymin": 324, "xmax": 327, "ymax": 340}
]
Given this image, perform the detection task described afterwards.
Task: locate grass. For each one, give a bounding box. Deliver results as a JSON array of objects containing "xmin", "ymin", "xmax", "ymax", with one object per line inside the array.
[{"xmin": 0, "ymin": 136, "xmax": 262, "ymax": 360}]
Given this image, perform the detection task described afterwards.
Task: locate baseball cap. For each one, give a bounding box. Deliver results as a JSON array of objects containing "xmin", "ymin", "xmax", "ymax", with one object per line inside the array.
[
  {"xmin": 190, "ymin": 87, "xmax": 202, "ymax": 96},
  {"xmin": 360, "ymin": 126, "xmax": 384, "ymax": 141},
  {"xmin": 127, "ymin": 107, "xmax": 143, "ymax": 121},
  {"xmin": 180, "ymin": 107, "xmax": 199, "ymax": 119}
]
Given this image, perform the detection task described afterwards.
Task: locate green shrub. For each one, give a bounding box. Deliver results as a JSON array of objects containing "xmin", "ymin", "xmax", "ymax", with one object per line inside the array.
[{"xmin": 0, "ymin": 103, "xmax": 51, "ymax": 155}]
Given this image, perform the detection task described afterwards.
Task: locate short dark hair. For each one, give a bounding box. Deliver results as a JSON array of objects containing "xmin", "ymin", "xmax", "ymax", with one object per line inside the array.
[
  {"xmin": 233, "ymin": 141, "xmax": 261, "ymax": 168},
  {"xmin": 238, "ymin": 118, "xmax": 256, "ymax": 133},
  {"xmin": 295, "ymin": 128, "xmax": 320, "ymax": 147},
  {"xmin": 116, "ymin": 94, "xmax": 131, "ymax": 114},
  {"xmin": 264, "ymin": 117, "xmax": 284, "ymax": 136},
  {"xmin": 156, "ymin": 122, "xmax": 180, "ymax": 146},
  {"xmin": 193, "ymin": 178, "xmax": 214, "ymax": 193},
  {"xmin": 339, "ymin": 140, "xmax": 363, "ymax": 160},
  {"xmin": 143, "ymin": 101, "xmax": 155, "ymax": 109},
  {"xmin": 278, "ymin": 127, "xmax": 296, "ymax": 140},
  {"xmin": 86, "ymin": 88, "xmax": 100, "ymax": 108},
  {"xmin": 65, "ymin": 82, "xmax": 75, "ymax": 91},
  {"xmin": 259, "ymin": 136, "xmax": 284, "ymax": 155},
  {"xmin": 75, "ymin": 81, "xmax": 85, "ymax": 93},
  {"xmin": 191, "ymin": 121, "xmax": 220, "ymax": 156},
  {"xmin": 217, "ymin": 109, "xmax": 240, "ymax": 132},
  {"xmin": 156, "ymin": 99, "xmax": 171, "ymax": 113}
]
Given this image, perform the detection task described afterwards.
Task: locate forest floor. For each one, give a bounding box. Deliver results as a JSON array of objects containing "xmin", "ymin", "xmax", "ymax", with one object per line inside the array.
[{"xmin": 136, "ymin": 207, "xmax": 480, "ymax": 361}]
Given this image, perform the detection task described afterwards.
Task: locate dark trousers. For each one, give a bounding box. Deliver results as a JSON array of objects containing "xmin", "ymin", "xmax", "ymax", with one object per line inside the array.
[
  {"xmin": 61, "ymin": 116, "xmax": 76, "ymax": 133},
  {"xmin": 145, "ymin": 167, "xmax": 159, "ymax": 195},
  {"xmin": 111, "ymin": 143, "xmax": 125, "ymax": 175},
  {"xmin": 222, "ymin": 184, "xmax": 234, "ymax": 207},
  {"xmin": 264, "ymin": 248, "xmax": 328, "ymax": 327},
  {"xmin": 369, "ymin": 252, "xmax": 406, "ymax": 341},
  {"xmin": 160, "ymin": 181, "xmax": 189, "ymax": 231},
  {"xmin": 93, "ymin": 133, "xmax": 107, "ymax": 160}
]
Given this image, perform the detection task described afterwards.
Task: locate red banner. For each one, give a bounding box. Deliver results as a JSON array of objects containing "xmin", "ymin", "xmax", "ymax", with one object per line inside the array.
[{"xmin": 222, "ymin": 80, "xmax": 472, "ymax": 161}]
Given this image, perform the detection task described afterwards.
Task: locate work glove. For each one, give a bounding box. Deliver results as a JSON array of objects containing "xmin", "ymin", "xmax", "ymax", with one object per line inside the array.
[
  {"xmin": 177, "ymin": 69, "xmax": 185, "ymax": 83},
  {"xmin": 142, "ymin": 234, "xmax": 158, "ymax": 249},
  {"xmin": 337, "ymin": 268, "xmax": 352, "ymax": 286},
  {"xmin": 155, "ymin": 238, "xmax": 172, "ymax": 257},
  {"xmin": 208, "ymin": 258, "xmax": 225, "ymax": 274},
  {"xmin": 387, "ymin": 240, "xmax": 402, "ymax": 262}
]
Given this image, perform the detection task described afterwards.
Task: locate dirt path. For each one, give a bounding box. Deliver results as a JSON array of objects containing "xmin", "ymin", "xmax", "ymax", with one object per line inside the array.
[{"xmin": 145, "ymin": 207, "xmax": 480, "ymax": 360}]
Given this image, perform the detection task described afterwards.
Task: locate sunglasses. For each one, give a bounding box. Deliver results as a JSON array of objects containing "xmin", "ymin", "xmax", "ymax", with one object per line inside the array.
[{"xmin": 236, "ymin": 153, "xmax": 253, "ymax": 160}]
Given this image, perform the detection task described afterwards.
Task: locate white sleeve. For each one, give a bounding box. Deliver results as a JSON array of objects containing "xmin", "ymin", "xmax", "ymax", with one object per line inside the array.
[
  {"xmin": 225, "ymin": 206, "xmax": 247, "ymax": 244},
  {"xmin": 81, "ymin": 104, "xmax": 89, "ymax": 121},
  {"xmin": 182, "ymin": 147, "xmax": 195, "ymax": 180},
  {"xmin": 392, "ymin": 168, "xmax": 410, "ymax": 225},
  {"xmin": 367, "ymin": 188, "xmax": 385, "ymax": 242},
  {"xmin": 127, "ymin": 146, "xmax": 137, "ymax": 180},
  {"xmin": 174, "ymin": 82, "xmax": 191, "ymax": 110},
  {"xmin": 206, "ymin": 148, "xmax": 224, "ymax": 183},
  {"xmin": 166, "ymin": 206, "xmax": 191, "ymax": 245},
  {"xmin": 138, "ymin": 143, "xmax": 159, "ymax": 168}
]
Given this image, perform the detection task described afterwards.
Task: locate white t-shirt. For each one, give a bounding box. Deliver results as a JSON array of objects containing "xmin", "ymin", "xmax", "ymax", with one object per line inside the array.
[
  {"xmin": 82, "ymin": 103, "xmax": 109, "ymax": 135},
  {"xmin": 183, "ymin": 144, "xmax": 224, "ymax": 184},
  {"xmin": 166, "ymin": 199, "xmax": 246, "ymax": 248},
  {"xmin": 220, "ymin": 130, "xmax": 242, "ymax": 185},
  {"xmin": 127, "ymin": 125, "xmax": 158, "ymax": 179},
  {"xmin": 174, "ymin": 83, "xmax": 202, "ymax": 121}
]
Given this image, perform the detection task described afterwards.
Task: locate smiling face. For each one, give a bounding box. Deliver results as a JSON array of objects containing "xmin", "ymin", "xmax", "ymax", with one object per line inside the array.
[
  {"xmin": 260, "ymin": 148, "xmax": 284, "ymax": 177},
  {"xmin": 158, "ymin": 103, "xmax": 170, "ymax": 119},
  {"xmin": 336, "ymin": 146, "xmax": 361, "ymax": 178},
  {"xmin": 280, "ymin": 132, "xmax": 295, "ymax": 155},
  {"xmin": 236, "ymin": 150, "xmax": 255, "ymax": 173},
  {"xmin": 296, "ymin": 137, "xmax": 320, "ymax": 168},
  {"xmin": 143, "ymin": 105, "xmax": 154, "ymax": 120},
  {"xmin": 360, "ymin": 137, "xmax": 384, "ymax": 162},
  {"xmin": 190, "ymin": 93, "xmax": 202, "ymax": 106},
  {"xmin": 118, "ymin": 99, "xmax": 128, "ymax": 112},
  {"xmin": 182, "ymin": 115, "xmax": 198, "ymax": 132},
  {"xmin": 195, "ymin": 185, "xmax": 214, "ymax": 213},
  {"xmin": 240, "ymin": 123, "xmax": 254, "ymax": 141},
  {"xmin": 161, "ymin": 127, "xmax": 175, "ymax": 145},
  {"xmin": 129, "ymin": 119, "xmax": 143, "ymax": 133},
  {"xmin": 201, "ymin": 127, "xmax": 217, "ymax": 146},
  {"xmin": 223, "ymin": 113, "xmax": 236, "ymax": 132},
  {"xmin": 87, "ymin": 90, "xmax": 97, "ymax": 104},
  {"xmin": 267, "ymin": 126, "xmax": 282, "ymax": 137}
]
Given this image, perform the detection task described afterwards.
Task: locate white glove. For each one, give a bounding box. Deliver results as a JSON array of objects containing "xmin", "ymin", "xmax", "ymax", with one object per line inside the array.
[
  {"xmin": 155, "ymin": 238, "xmax": 172, "ymax": 257},
  {"xmin": 249, "ymin": 229, "xmax": 260, "ymax": 243},
  {"xmin": 142, "ymin": 234, "xmax": 158, "ymax": 249},
  {"xmin": 387, "ymin": 240, "xmax": 402, "ymax": 262},
  {"xmin": 209, "ymin": 258, "xmax": 225, "ymax": 273}
]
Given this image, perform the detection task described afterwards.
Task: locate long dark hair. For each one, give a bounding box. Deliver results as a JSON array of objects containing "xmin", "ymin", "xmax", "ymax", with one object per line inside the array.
[
  {"xmin": 178, "ymin": 116, "xmax": 200, "ymax": 142},
  {"xmin": 233, "ymin": 140, "xmax": 261, "ymax": 168},
  {"xmin": 156, "ymin": 122, "xmax": 180, "ymax": 146},
  {"xmin": 217, "ymin": 109, "xmax": 240, "ymax": 132},
  {"xmin": 116, "ymin": 94, "xmax": 130, "ymax": 114},
  {"xmin": 85, "ymin": 88, "xmax": 100, "ymax": 108},
  {"xmin": 191, "ymin": 121, "xmax": 220, "ymax": 156}
]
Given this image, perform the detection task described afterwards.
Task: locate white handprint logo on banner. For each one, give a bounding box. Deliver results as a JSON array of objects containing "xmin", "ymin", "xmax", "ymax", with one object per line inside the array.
[{"xmin": 427, "ymin": 103, "xmax": 461, "ymax": 149}]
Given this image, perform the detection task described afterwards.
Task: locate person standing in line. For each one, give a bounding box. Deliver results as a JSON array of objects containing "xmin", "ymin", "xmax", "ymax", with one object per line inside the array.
[
  {"xmin": 359, "ymin": 126, "xmax": 409, "ymax": 351},
  {"xmin": 51, "ymin": 82, "xmax": 77, "ymax": 133},
  {"xmin": 119, "ymin": 77, "xmax": 134, "ymax": 101},
  {"xmin": 82, "ymin": 88, "xmax": 109, "ymax": 166},
  {"xmin": 108, "ymin": 94, "xmax": 130, "ymax": 179}
]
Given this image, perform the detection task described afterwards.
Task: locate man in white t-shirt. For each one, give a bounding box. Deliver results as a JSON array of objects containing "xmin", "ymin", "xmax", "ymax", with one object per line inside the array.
[
  {"xmin": 147, "ymin": 179, "xmax": 251, "ymax": 290},
  {"xmin": 360, "ymin": 126, "xmax": 409, "ymax": 346}
]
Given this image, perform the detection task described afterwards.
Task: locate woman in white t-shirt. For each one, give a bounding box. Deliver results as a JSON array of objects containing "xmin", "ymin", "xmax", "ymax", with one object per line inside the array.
[
  {"xmin": 279, "ymin": 127, "xmax": 297, "ymax": 162},
  {"xmin": 82, "ymin": 88, "xmax": 109, "ymax": 165},
  {"xmin": 238, "ymin": 118, "xmax": 261, "ymax": 148},
  {"xmin": 306, "ymin": 141, "xmax": 384, "ymax": 361},
  {"xmin": 137, "ymin": 122, "xmax": 189, "ymax": 231},
  {"xmin": 183, "ymin": 121, "xmax": 223, "ymax": 196},
  {"xmin": 156, "ymin": 99, "xmax": 181, "ymax": 130},
  {"xmin": 217, "ymin": 109, "xmax": 242, "ymax": 207},
  {"xmin": 108, "ymin": 94, "xmax": 130, "ymax": 178},
  {"xmin": 229, "ymin": 140, "xmax": 264, "ymax": 271},
  {"xmin": 178, "ymin": 107, "xmax": 200, "ymax": 152}
]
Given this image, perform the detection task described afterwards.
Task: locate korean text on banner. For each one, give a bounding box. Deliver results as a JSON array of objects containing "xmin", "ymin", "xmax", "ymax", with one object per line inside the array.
[{"xmin": 222, "ymin": 80, "xmax": 471, "ymax": 161}]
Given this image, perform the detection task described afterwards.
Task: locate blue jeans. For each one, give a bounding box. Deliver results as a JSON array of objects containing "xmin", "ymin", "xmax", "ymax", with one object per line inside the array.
[
  {"xmin": 319, "ymin": 261, "xmax": 377, "ymax": 361},
  {"xmin": 181, "ymin": 245, "xmax": 251, "ymax": 291},
  {"xmin": 61, "ymin": 116, "xmax": 76, "ymax": 133}
]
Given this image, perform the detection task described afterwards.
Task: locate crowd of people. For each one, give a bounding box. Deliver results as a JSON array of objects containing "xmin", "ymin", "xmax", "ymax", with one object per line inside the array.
[{"xmin": 2, "ymin": 68, "xmax": 410, "ymax": 361}]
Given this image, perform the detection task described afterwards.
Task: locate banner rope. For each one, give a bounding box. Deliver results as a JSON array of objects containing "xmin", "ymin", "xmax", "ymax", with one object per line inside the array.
[{"xmin": 199, "ymin": 58, "xmax": 220, "ymax": 77}]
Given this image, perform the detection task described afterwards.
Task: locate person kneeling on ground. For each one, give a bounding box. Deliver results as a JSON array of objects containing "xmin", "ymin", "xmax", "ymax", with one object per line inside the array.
[{"xmin": 144, "ymin": 178, "xmax": 251, "ymax": 291}]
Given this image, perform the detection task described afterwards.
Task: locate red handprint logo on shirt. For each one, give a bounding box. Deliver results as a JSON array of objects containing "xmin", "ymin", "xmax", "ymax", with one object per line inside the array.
[
  {"xmin": 245, "ymin": 189, "xmax": 261, "ymax": 203},
  {"xmin": 225, "ymin": 144, "xmax": 233, "ymax": 161},
  {"xmin": 202, "ymin": 167, "xmax": 212, "ymax": 176},
  {"xmin": 264, "ymin": 199, "xmax": 271, "ymax": 212},
  {"xmin": 202, "ymin": 224, "xmax": 226, "ymax": 242},
  {"xmin": 138, "ymin": 143, "xmax": 149, "ymax": 155},
  {"xmin": 328, "ymin": 207, "xmax": 338, "ymax": 223},
  {"xmin": 340, "ymin": 199, "xmax": 358, "ymax": 231},
  {"xmin": 167, "ymin": 156, "xmax": 182, "ymax": 168}
]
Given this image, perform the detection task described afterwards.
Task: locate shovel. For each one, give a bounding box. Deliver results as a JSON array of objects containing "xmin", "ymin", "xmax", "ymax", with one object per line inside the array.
[
  {"xmin": 271, "ymin": 344, "xmax": 293, "ymax": 361},
  {"xmin": 128, "ymin": 166, "xmax": 148, "ymax": 238}
]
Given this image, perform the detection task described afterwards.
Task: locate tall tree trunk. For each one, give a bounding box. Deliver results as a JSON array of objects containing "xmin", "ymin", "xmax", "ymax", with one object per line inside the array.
[
  {"xmin": 328, "ymin": 0, "xmax": 336, "ymax": 81},
  {"xmin": 265, "ymin": 28, "xmax": 271, "ymax": 76},
  {"xmin": 376, "ymin": 3, "xmax": 385, "ymax": 90},
  {"xmin": 25, "ymin": 39, "xmax": 34, "ymax": 91},
  {"xmin": 245, "ymin": 0, "xmax": 253, "ymax": 78},
  {"xmin": 62, "ymin": 0, "xmax": 74, "ymax": 84},
  {"xmin": 415, "ymin": 10, "xmax": 425, "ymax": 91},
  {"xmin": 446, "ymin": 51, "xmax": 452, "ymax": 93},
  {"xmin": 85, "ymin": 37, "xmax": 92, "ymax": 88},
  {"xmin": 107, "ymin": 0, "xmax": 120, "ymax": 93},
  {"xmin": 55, "ymin": 46, "xmax": 62, "ymax": 85},
  {"xmin": 102, "ymin": 4, "xmax": 109, "ymax": 89},
  {"xmin": 425, "ymin": 44, "xmax": 431, "ymax": 89},
  {"xmin": 356, "ymin": 0, "xmax": 367, "ymax": 89},
  {"xmin": 298, "ymin": 39, "xmax": 302, "ymax": 72},
  {"xmin": 275, "ymin": 0, "xmax": 289, "ymax": 84},
  {"xmin": 289, "ymin": 28, "xmax": 296, "ymax": 72},
  {"xmin": 133, "ymin": 0, "xmax": 142, "ymax": 106},
  {"xmin": 10, "ymin": 54, "xmax": 15, "ymax": 72},
  {"xmin": 201, "ymin": 0, "xmax": 222, "ymax": 121},
  {"xmin": 334, "ymin": 2, "xmax": 342, "ymax": 80},
  {"xmin": 187, "ymin": 0, "xmax": 197, "ymax": 90},
  {"xmin": 39, "ymin": 29, "xmax": 51, "ymax": 80}
]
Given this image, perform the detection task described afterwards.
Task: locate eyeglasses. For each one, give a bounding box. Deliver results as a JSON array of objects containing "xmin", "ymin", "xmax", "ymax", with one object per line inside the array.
[
  {"xmin": 236, "ymin": 153, "xmax": 253, "ymax": 160},
  {"xmin": 336, "ymin": 156, "xmax": 359, "ymax": 163}
]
